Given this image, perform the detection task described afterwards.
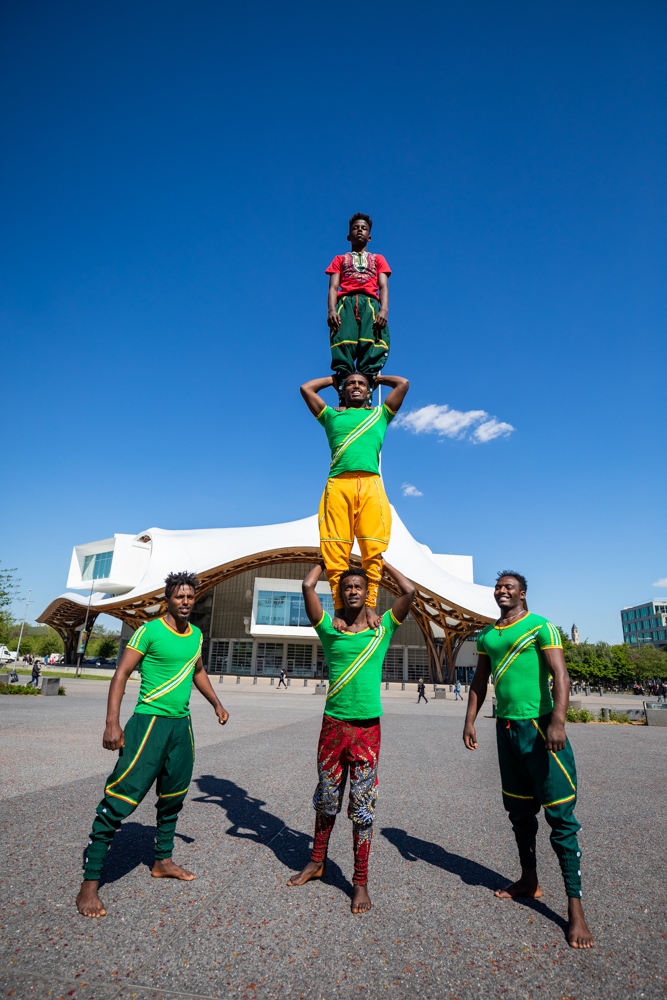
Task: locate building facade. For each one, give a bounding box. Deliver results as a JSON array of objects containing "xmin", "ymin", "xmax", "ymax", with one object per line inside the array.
[
  {"xmin": 620, "ymin": 601, "xmax": 667, "ymax": 649},
  {"xmin": 116, "ymin": 559, "xmax": 480, "ymax": 683}
]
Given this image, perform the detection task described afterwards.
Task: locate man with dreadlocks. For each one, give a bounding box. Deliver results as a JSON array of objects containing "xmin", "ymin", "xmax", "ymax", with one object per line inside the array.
[
  {"xmin": 76, "ymin": 571, "xmax": 229, "ymax": 919},
  {"xmin": 300, "ymin": 371, "xmax": 409, "ymax": 631},
  {"xmin": 463, "ymin": 571, "xmax": 594, "ymax": 949}
]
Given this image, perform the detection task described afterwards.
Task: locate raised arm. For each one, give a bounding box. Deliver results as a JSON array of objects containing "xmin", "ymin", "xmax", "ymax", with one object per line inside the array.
[
  {"xmin": 374, "ymin": 374, "xmax": 409, "ymax": 413},
  {"xmin": 463, "ymin": 654, "xmax": 492, "ymax": 750},
  {"xmin": 300, "ymin": 376, "xmax": 334, "ymax": 418},
  {"xmin": 381, "ymin": 558, "xmax": 415, "ymax": 623},
  {"xmin": 302, "ymin": 561, "xmax": 326, "ymax": 626}
]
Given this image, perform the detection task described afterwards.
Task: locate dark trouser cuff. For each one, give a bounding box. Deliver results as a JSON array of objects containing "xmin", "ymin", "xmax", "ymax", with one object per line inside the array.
[{"xmin": 558, "ymin": 851, "xmax": 582, "ymax": 897}]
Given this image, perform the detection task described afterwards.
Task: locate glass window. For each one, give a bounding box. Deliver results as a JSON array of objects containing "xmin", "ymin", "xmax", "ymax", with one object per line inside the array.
[
  {"xmin": 659, "ymin": 631, "xmax": 665, "ymax": 640},
  {"xmin": 622, "ymin": 612, "xmax": 628, "ymax": 621},
  {"xmin": 623, "ymin": 624, "xmax": 629, "ymax": 632},
  {"xmin": 640, "ymin": 607, "xmax": 648, "ymax": 617},
  {"xmin": 315, "ymin": 643, "xmax": 328, "ymax": 679},
  {"xmin": 629, "ymin": 610, "xmax": 635, "ymax": 619},
  {"xmin": 231, "ymin": 641, "xmax": 253, "ymax": 673},
  {"xmin": 286, "ymin": 643, "xmax": 312, "ymax": 676},
  {"xmin": 256, "ymin": 642, "xmax": 283, "ymax": 675},
  {"xmin": 82, "ymin": 550, "xmax": 113, "ymax": 581},
  {"xmin": 407, "ymin": 647, "xmax": 429, "ymax": 682},
  {"xmin": 631, "ymin": 635, "xmax": 637, "ymax": 643},
  {"xmin": 256, "ymin": 590, "xmax": 335, "ymax": 627},
  {"xmin": 209, "ymin": 640, "xmax": 230, "ymax": 673},
  {"xmin": 383, "ymin": 646, "xmax": 404, "ymax": 681}
]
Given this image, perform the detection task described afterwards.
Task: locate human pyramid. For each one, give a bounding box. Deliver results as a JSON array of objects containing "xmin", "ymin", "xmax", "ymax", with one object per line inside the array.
[{"xmin": 76, "ymin": 213, "xmax": 593, "ymax": 948}]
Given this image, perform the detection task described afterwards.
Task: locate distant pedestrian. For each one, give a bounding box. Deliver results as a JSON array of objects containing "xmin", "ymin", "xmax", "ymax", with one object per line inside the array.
[
  {"xmin": 454, "ymin": 680, "xmax": 462, "ymax": 700},
  {"xmin": 417, "ymin": 678, "xmax": 428, "ymax": 704},
  {"xmin": 277, "ymin": 668, "xmax": 288, "ymax": 689},
  {"xmin": 30, "ymin": 662, "xmax": 41, "ymax": 688}
]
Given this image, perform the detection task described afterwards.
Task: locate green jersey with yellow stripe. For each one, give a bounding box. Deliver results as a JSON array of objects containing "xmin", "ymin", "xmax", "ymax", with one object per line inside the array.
[
  {"xmin": 476, "ymin": 613, "xmax": 563, "ymax": 720},
  {"xmin": 316, "ymin": 402, "xmax": 395, "ymax": 477},
  {"xmin": 127, "ymin": 617, "xmax": 202, "ymax": 718},
  {"xmin": 315, "ymin": 609, "xmax": 401, "ymax": 720}
]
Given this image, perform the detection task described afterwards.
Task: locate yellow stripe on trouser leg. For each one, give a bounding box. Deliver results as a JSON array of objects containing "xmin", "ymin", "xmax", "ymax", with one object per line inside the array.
[{"xmin": 319, "ymin": 472, "xmax": 391, "ymax": 609}]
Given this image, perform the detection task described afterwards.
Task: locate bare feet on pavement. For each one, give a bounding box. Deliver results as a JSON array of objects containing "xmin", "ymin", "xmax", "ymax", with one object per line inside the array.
[
  {"xmin": 287, "ymin": 860, "xmax": 326, "ymax": 886},
  {"xmin": 351, "ymin": 883, "xmax": 372, "ymax": 914},
  {"xmin": 76, "ymin": 880, "xmax": 107, "ymax": 918},
  {"xmin": 567, "ymin": 898, "xmax": 594, "ymax": 949},
  {"xmin": 151, "ymin": 858, "xmax": 196, "ymax": 880},
  {"xmin": 494, "ymin": 869, "xmax": 542, "ymax": 899}
]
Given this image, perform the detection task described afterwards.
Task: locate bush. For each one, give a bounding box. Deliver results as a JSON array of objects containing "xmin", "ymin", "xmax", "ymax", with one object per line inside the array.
[
  {"xmin": 565, "ymin": 708, "xmax": 595, "ymax": 723},
  {"xmin": 58, "ymin": 685, "xmax": 66, "ymax": 695},
  {"xmin": 608, "ymin": 709, "xmax": 631, "ymax": 724},
  {"xmin": 0, "ymin": 683, "xmax": 40, "ymax": 696}
]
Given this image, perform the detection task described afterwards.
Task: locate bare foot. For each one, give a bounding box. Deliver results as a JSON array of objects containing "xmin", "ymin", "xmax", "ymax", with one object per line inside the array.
[
  {"xmin": 494, "ymin": 868, "xmax": 542, "ymax": 899},
  {"xmin": 287, "ymin": 860, "xmax": 326, "ymax": 886},
  {"xmin": 365, "ymin": 608, "xmax": 381, "ymax": 631},
  {"xmin": 351, "ymin": 883, "xmax": 372, "ymax": 914},
  {"xmin": 568, "ymin": 897, "xmax": 594, "ymax": 948},
  {"xmin": 332, "ymin": 616, "xmax": 348, "ymax": 633},
  {"xmin": 76, "ymin": 879, "xmax": 107, "ymax": 918},
  {"xmin": 151, "ymin": 858, "xmax": 196, "ymax": 880}
]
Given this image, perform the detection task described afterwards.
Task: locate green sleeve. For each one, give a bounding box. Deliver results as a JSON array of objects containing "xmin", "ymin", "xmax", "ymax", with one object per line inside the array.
[
  {"xmin": 536, "ymin": 619, "xmax": 563, "ymax": 650},
  {"xmin": 383, "ymin": 609, "xmax": 403, "ymax": 637},
  {"xmin": 476, "ymin": 628, "xmax": 488, "ymax": 654},
  {"xmin": 382, "ymin": 402, "xmax": 395, "ymax": 425},
  {"xmin": 316, "ymin": 405, "xmax": 332, "ymax": 428},
  {"xmin": 127, "ymin": 623, "xmax": 151, "ymax": 655},
  {"xmin": 314, "ymin": 611, "xmax": 334, "ymax": 638}
]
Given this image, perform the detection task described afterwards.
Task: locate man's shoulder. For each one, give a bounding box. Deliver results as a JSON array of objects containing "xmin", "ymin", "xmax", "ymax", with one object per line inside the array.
[
  {"xmin": 525, "ymin": 613, "xmax": 551, "ymax": 629},
  {"xmin": 314, "ymin": 611, "xmax": 334, "ymax": 633}
]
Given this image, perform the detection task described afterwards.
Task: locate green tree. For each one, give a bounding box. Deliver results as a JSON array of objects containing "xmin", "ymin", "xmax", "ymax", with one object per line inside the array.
[
  {"xmin": 556, "ymin": 626, "xmax": 573, "ymax": 652},
  {"xmin": 628, "ymin": 643, "xmax": 667, "ymax": 682},
  {"xmin": 85, "ymin": 623, "xmax": 120, "ymax": 659},
  {"xmin": 35, "ymin": 629, "xmax": 64, "ymax": 658},
  {"xmin": 0, "ymin": 563, "xmax": 21, "ymax": 646}
]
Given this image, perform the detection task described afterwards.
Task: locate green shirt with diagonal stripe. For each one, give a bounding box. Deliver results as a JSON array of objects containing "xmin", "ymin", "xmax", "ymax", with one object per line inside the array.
[
  {"xmin": 315, "ymin": 609, "xmax": 401, "ymax": 720},
  {"xmin": 316, "ymin": 403, "xmax": 395, "ymax": 477},
  {"xmin": 126, "ymin": 617, "xmax": 202, "ymax": 718},
  {"xmin": 476, "ymin": 613, "xmax": 563, "ymax": 720}
]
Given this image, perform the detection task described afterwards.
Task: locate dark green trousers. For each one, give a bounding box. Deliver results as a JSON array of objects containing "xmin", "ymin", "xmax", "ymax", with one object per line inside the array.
[
  {"xmin": 496, "ymin": 714, "xmax": 583, "ymax": 897},
  {"xmin": 83, "ymin": 713, "xmax": 194, "ymax": 880},
  {"xmin": 330, "ymin": 293, "xmax": 390, "ymax": 384}
]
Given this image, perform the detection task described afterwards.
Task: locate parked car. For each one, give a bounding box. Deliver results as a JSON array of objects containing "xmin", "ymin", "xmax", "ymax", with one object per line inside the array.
[{"xmin": 0, "ymin": 645, "xmax": 18, "ymax": 664}]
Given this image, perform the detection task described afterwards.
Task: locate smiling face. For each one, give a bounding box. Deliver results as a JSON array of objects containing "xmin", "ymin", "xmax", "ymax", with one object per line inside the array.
[
  {"xmin": 167, "ymin": 584, "xmax": 196, "ymax": 621},
  {"xmin": 341, "ymin": 574, "xmax": 368, "ymax": 613},
  {"xmin": 342, "ymin": 372, "xmax": 370, "ymax": 408},
  {"xmin": 494, "ymin": 576, "xmax": 526, "ymax": 615}
]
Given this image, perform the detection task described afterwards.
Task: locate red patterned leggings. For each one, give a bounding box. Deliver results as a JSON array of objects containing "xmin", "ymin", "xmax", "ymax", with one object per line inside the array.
[{"xmin": 310, "ymin": 713, "xmax": 381, "ymax": 885}]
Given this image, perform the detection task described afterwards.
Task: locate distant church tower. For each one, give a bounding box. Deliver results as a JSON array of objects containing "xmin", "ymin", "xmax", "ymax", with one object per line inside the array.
[{"xmin": 571, "ymin": 624, "xmax": 580, "ymax": 645}]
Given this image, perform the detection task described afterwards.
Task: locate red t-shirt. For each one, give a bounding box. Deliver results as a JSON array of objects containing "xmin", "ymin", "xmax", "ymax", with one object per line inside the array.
[{"xmin": 326, "ymin": 252, "xmax": 391, "ymax": 300}]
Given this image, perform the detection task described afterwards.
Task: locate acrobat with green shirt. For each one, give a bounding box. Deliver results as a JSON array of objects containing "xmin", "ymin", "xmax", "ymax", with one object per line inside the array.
[
  {"xmin": 76, "ymin": 571, "xmax": 229, "ymax": 919},
  {"xmin": 463, "ymin": 571, "xmax": 594, "ymax": 949}
]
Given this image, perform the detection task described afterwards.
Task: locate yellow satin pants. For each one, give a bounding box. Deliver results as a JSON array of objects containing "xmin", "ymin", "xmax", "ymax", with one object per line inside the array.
[{"xmin": 318, "ymin": 472, "xmax": 391, "ymax": 610}]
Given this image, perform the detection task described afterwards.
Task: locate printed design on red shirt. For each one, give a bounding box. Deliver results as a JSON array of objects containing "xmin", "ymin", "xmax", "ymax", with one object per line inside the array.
[{"xmin": 341, "ymin": 252, "xmax": 378, "ymax": 285}]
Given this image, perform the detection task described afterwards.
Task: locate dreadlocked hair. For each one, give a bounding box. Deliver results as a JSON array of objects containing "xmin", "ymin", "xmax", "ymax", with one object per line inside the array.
[{"xmin": 164, "ymin": 571, "xmax": 200, "ymax": 599}]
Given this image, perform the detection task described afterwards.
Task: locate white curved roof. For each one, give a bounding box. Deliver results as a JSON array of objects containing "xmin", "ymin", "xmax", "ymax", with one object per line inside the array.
[{"xmin": 38, "ymin": 507, "xmax": 497, "ymax": 623}]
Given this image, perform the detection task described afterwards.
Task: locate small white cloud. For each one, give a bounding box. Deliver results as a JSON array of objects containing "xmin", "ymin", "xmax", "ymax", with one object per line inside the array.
[
  {"xmin": 472, "ymin": 419, "xmax": 515, "ymax": 443},
  {"xmin": 395, "ymin": 403, "xmax": 515, "ymax": 444},
  {"xmin": 402, "ymin": 482, "xmax": 423, "ymax": 497},
  {"xmin": 652, "ymin": 578, "xmax": 667, "ymax": 587}
]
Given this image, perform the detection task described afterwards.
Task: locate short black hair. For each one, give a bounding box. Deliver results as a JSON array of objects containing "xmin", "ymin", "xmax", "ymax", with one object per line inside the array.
[
  {"xmin": 342, "ymin": 371, "xmax": 371, "ymax": 388},
  {"xmin": 340, "ymin": 567, "xmax": 369, "ymax": 589},
  {"xmin": 496, "ymin": 570, "xmax": 527, "ymax": 593},
  {"xmin": 349, "ymin": 212, "xmax": 373, "ymax": 232},
  {"xmin": 165, "ymin": 571, "xmax": 200, "ymax": 599}
]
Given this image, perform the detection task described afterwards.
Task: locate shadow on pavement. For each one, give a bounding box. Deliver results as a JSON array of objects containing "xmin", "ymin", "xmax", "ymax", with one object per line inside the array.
[
  {"xmin": 193, "ymin": 774, "xmax": 352, "ymax": 895},
  {"xmin": 98, "ymin": 822, "xmax": 194, "ymax": 887},
  {"xmin": 381, "ymin": 826, "xmax": 568, "ymax": 934}
]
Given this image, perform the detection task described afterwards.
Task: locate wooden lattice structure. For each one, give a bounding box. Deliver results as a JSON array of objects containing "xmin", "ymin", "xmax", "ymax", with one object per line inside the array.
[{"xmin": 39, "ymin": 547, "xmax": 492, "ymax": 680}]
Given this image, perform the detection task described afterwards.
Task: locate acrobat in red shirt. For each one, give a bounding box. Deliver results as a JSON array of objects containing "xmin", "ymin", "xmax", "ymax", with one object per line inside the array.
[{"xmin": 325, "ymin": 251, "xmax": 392, "ymax": 300}]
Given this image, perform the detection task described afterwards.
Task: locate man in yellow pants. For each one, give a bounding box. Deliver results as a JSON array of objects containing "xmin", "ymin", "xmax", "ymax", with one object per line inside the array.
[{"xmin": 300, "ymin": 372, "xmax": 409, "ymax": 630}]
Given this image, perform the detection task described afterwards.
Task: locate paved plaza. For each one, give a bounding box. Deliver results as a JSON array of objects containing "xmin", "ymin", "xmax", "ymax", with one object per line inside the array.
[{"xmin": 1, "ymin": 681, "xmax": 665, "ymax": 1000}]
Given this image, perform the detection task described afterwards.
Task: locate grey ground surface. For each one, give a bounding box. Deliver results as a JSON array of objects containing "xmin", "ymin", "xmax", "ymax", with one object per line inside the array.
[{"xmin": 1, "ymin": 683, "xmax": 665, "ymax": 1000}]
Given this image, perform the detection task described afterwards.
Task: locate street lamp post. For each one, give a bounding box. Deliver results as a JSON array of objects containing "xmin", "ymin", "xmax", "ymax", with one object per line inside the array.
[
  {"xmin": 14, "ymin": 589, "xmax": 32, "ymax": 665},
  {"xmin": 75, "ymin": 578, "xmax": 96, "ymax": 678}
]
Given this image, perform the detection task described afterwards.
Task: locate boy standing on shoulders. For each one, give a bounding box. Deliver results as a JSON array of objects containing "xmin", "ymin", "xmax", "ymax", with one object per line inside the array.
[
  {"xmin": 463, "ymin": 571, "xmax": 593, "ymax": 949},
  {"xmin": 287, "ymin": 558, "xmax": 415, "ymax": 913},
  {"xmin": 326, "ymin": 213, "xmax": 391, "ymax": 402},
  {"xmin": 76, "ymin": 571, "xmax": 229, "ymax": 918}
]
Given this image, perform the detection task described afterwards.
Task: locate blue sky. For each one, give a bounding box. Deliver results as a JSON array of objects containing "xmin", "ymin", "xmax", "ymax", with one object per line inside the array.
[{"xmin": 1, "ymin": 0, "xmax": 665, "ymax": 642}]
